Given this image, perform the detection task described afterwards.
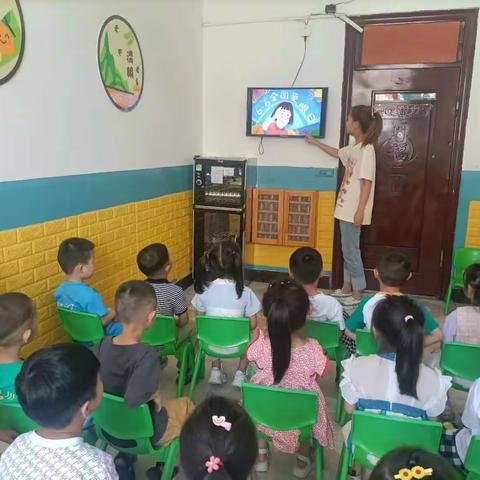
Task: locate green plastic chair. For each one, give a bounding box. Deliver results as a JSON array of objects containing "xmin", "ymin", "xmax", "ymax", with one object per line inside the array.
[
  {"xmin": 356, "ymin": 328, "xmax": 379, "ymax": 356},
  {"xmin": 93, "ymin": 393, "xmax": 178, "ymax": 480},
  {"xmin": 336, "ymin": 410, "xmax": 442, "ymax": 480},
  {"xmin": 440, "ymin": 342, "xmax": 480, "ymax": 391},
  {"xmin": 304, "ymin": 320, "xmax": 347, "ymax": 425},
  {"xmin": 189, "ymin": 315, "xmax": 250, "ymax": 398},
  {"xmin": 242, "ymin": 383, "xmax": 324, "ymax": 480},
  {"xmin": 464, "ymin": 435, "xmax": 480, "ymax": 480},
  {"xmin": 444, "ymin": 247, "xmax": 480, "ymax": 314},
  {"xmin": 0, "ymin": 403, "xmax": 37, "ymax": 433},
  {"xmin": 57, "ymin": 307, "xmax": 104, "ymax": 344},
  {"xmin": 141, "ymin": 315, "xmax": 194, "ymax": 398}
]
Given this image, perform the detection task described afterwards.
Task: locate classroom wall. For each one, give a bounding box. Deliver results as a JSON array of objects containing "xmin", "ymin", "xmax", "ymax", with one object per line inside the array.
[
  {"xmin": 203, "ymin": 0, "xmax": 480, "ymax": 269},
  {"xmin": 0, "ymin": 0, "xmax": 202, "ymax": 354}
]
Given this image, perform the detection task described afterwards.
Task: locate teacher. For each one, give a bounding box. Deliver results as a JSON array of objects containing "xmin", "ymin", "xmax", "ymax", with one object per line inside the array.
[{"xmin": 306, "ymin": 105, "xmax": 382, "ymax": 307}]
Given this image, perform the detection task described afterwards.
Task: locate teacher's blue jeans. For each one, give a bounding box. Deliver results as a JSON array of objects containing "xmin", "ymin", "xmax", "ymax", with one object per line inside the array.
[{"xmin": 339, "ymin": 220, "xmax": 366, "ymax": 292}]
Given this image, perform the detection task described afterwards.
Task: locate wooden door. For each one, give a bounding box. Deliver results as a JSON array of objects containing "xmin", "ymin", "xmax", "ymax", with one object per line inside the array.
[
  {"xmin": 334, "ymin": 10, "xmax": 477, "ymax": 297},
  {"xmin": 252, "ymin": 189, "xmax": 284, "ymax": 245},
  {"xmin": 283, "ymin": 191, "xmax": 317, "ymax": 247},
  {"xmin": 244, "ymin": 188, "xmax": 253, "ymax": 243}
]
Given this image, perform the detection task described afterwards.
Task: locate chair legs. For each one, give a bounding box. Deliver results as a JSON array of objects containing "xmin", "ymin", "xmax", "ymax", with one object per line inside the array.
[
  {"xmin": 314, "ymin": 442, "xmax": 324, "ymax": 480},
  {"xmin": 189, "ymin": 349, "xmax": 204, "ymax": 399},
  {"xmin": 176, "ymin": 342, "xmax": 192, "ymax": 398},
  {"xmin": 335, "ymin": 390, "xmax": 347, "ymax": 426},
  {"xmin": 444, "ymin": 281, "xmax": 453, "ymax": 315},
  {"xmin": 336, "ymin": 444, "xmax": 350, "ymax": 480},
  {"xmin": 160, "ymin": 439, "xmax": 179, "ymax": 480}
]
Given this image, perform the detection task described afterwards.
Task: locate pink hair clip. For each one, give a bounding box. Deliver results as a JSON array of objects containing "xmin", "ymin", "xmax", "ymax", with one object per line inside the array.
[
  {"xmin": 212, "ymin": 415, "xmax": 232, "ymax": 431},
  {"xmin": 205, "ymin": 456, "xmax": 224, "ymax": 473}
]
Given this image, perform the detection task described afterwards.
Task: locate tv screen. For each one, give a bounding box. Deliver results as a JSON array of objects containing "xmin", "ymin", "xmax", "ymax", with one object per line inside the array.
[{"xmin": 246, "ymin": 87, "xmax": 328, "ymax": 138}]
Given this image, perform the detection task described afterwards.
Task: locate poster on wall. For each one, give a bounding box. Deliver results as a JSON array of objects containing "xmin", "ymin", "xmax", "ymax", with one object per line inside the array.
[
  {"xmin": 0, "ymin": 0, "xmax": 25, "ymax": 85},
  {"xmin": 97, "ymin": 15, "xmax": 144, "ymax": 112}
]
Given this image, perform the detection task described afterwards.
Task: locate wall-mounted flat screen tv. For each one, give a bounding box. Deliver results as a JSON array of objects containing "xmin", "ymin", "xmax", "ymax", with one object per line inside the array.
[{"xmin": 246, "ymin": 87, "xmax": 328, "ymax": 138}]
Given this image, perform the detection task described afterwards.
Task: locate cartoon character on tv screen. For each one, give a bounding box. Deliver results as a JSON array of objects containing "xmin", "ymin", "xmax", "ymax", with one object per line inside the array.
[{"xmin": 262, "ymin": 101, "xmax": 294, "ymax": 136}]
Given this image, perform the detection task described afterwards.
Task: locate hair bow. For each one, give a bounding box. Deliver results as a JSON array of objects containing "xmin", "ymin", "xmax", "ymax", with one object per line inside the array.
[
  {"xmin": 212, "ymin": 415, "xmax": 232, "ymax": 431},
  {"xmin": 205, "ymin": 456, "xmax": 224, "ymax": 473},
  {"xmin": 394, "ymin": 466, "xmax": 433, "ymax": 479}
]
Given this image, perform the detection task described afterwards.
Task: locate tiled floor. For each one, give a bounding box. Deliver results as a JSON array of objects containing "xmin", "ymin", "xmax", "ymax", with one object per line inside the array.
[{"xmin": 125, "ymin": 282, "xmax": 467, "ymax": 479}]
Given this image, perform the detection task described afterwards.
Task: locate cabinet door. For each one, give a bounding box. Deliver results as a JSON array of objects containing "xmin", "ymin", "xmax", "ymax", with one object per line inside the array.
[
  {"xmin": 252, "ymin": 189, "xmax": 284, "ymax": 245},
  {"xmin": 244, "ymin": 188, "xmax": 253, "ymax": 243},
  {"xmin": 283, "ymin": 191, "xmax": 317, "ymax": 247}
]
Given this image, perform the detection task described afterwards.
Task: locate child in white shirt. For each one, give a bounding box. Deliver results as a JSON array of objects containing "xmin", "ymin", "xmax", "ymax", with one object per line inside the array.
[
  {"xmin": 192, "ymin": 240, "xmax": 261, "ymax": 387},
  {"xmin": 289, "ymin": 247, "xmax": 344, "ymax": 329}
]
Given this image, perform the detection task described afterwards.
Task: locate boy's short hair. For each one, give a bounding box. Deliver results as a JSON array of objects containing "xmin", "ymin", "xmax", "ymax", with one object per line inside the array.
[
  {"xmin": 377, "ymin": 250, "xmax": 412, "ymax": 287},
  {"xmin": 57, "ymin": 237, "xmax": 95, "ymax": 274},
  {"xmin": 15, "ymin": 343, "xmax": 99, "ymax": 429},
  {"xmin": 289, "ymin": 247, "xmax": 323, "ymax": 285},
  {"xmin": 0, "ymin": 293, "xmax": 35, "ymax": 347},
  {"xmin": 136, "ymin": 243, "xmax": 169, "ymax": 277},
  {"xmin": 115, "ymin": 280, "xmax": 157, "ymax": 324}
]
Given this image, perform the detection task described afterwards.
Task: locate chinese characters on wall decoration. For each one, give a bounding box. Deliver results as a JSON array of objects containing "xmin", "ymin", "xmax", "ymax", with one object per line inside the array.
[
  {"xmin": 0, "ymin": 0, "xmax": 25, "ymax": 85},
  {"xmin": 98, "ymin": 15, "xmax": 144, "ymax": 112}
]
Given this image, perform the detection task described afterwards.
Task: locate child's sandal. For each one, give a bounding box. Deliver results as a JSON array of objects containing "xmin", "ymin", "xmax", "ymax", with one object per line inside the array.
[
  {"xmin": 293, "ymin": 453, "xmax": 313, "ymax": 479},
  {"xmin": 255, "ymin": 447, "xmax": 270, "ymax": 473}
]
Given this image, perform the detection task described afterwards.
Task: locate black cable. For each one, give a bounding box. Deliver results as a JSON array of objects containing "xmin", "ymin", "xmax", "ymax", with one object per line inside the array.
[{"xmin": 258, "ymin": 29, "xmax": 309, "ymax": 156}]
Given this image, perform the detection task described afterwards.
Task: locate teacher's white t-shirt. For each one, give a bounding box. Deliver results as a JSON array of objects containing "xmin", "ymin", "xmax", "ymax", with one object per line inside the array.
[{"xmin": 334, "ymin": 143, "xmax": 376, "ymax": 225}]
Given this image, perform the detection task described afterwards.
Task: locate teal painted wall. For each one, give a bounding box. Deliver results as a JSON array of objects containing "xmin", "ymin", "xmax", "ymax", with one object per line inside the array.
[{"xmin": 454, "ymin": 170, "xmax": 480, "ymax": 248}]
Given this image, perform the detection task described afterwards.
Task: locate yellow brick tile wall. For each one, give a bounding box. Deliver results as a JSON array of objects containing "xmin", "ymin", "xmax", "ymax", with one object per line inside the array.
[
  {"xmin": 245, "ymin": 191, "xmax": 336, "ymax": 273},
  {"xmin": 0, "ymin": 191, "xmax": 192, "ymax": 357},
  {"xmin": 466, "ymin": 200, "xmax": 480, "ymax": 248}
]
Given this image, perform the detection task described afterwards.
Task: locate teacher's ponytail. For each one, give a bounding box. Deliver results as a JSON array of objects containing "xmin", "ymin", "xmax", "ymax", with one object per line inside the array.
[{"xmin": 350, "ymin": 105, "xmax": 383, "ymax": 146}]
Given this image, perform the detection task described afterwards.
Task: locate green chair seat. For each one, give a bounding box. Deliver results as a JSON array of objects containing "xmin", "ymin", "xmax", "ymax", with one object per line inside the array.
[
  {"xmin": 242, "ymin": 383, "xmax": 324, "ymax": 480},
  {"xmin": 93, "ymin": 393, "xmax": 178, "ymax": 480},
  {"xmin": 440, "ymin": 342, "xmax": 480, "ymax": 392},
  {"xmin": 444, "ymin": 247, "xmax": 480, "ymax": 314},
  {"xmin": 141, "ymin": 315, "xmax": 194, "ymax": 398},
  {"xmin": 188, "ymin": 315, "xmax": 250, "ymax": 398}
]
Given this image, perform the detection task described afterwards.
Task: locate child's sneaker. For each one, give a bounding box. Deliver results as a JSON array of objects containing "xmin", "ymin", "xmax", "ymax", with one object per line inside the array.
[
  {"xmin": 340, "ymin": 296, "xmax": 361, "ymax": 308},
  {"xmin": 209, "ymin": 366, "xmax": 227, "ymax": 385},
  {"xmin": 331, "ymin": 289, "xmax": 352, "ymax": 298},
  {"xmin": 232, "ymin": 370, "xmax": 246, "ymax": 388}
]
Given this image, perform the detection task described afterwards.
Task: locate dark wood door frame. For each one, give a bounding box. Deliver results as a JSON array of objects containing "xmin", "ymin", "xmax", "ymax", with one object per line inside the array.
[{"xmin": 332, "ymin": 8, "xmax": 478, "ymax": 298}]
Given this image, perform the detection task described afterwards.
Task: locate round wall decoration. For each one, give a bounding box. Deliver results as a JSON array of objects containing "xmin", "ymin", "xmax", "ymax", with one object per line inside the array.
[
  {"xmin": 98, "ymin": 15, "xmax": 144, "ymax": 112},
  {"xmin": 0, "ymin": 0, "xmax": 25, "ymax": 85}
]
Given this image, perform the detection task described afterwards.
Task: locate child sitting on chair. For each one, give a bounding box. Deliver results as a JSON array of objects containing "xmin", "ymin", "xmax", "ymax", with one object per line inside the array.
[
  {"xmin": 345, "ymin": 250, "xmax": 443, "ymax": 354},
  {"xmin": 180, "ymin": 396, "xmax": 258, "ymax": 480},
  {"xmin": 0, "ymin": 292, "xmax": 36, "ymax": 406},
  {"xmin": 93, "ymin": 280, "xmax": 194, "ymax": 446},
  {"xmin": 192, "ymin": 240, "xmax": 261, "ymax": 388},
  {"xmin": 55, "ymin": 237, "xmax": 121, "ymax": 336},
  {"xmin": 0, "ymin": 343, "xmax": 117, "ymax": 479},
  {"xmin": 246, "ymin": 279, "xmax": 335, "ymax": 478},
  {"xmin": 137, "ymin": 243, "xmax": 191, "ymax": 343},
  {"xmin": 289, "ymin": 247, "xmax": 345, "ymax": 327}
]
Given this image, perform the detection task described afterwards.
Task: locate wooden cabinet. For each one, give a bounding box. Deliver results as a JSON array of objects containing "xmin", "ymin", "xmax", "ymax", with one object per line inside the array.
[
  {"xmin": 252, "ymin": 189, "xmax": 284, "ymax": 245},
  {"xmin": 283, "ymin": 190, "xmax": 317, "ymax": 247},
  {"xmin": 252, "ymin": 189, "xmax": 317, "ymax": 247}
]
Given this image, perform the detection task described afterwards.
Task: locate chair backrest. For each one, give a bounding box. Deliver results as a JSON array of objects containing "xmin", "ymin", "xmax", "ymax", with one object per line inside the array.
[
  {"xmin": 464, "ymin": 435, "xmax": 480, "ymax": 476},
  {"xmin": 440, "ymin": 342, "xmax": 480, "ymax": 382},
  {"xmin": 196, "ymin": 315, "xmax": 250, "ymax": 358},
  {"xmin": 356, "ymin": 328, "xmax": 379, "ymax": 356},
  {"xmin": 92, "ymin": 393, "xmax": 154, "ymax": 455},
  {"xmin": 304, "ymin": 320, "xmax": 340, "ymax": 353},
  {"xmin": 241, "ymin": 383, "xmax": 317, "ymax": 432},
  {"xmin": 452, "ymin": 248, "xmax": 480, "ymax": 286},
  {"xmin": 57, "ymin": 307, "xmax": 104, "ymax": 343},
  {"xmin": 141, "ymin": 315, "xmax": 177, "ymax": 354},
  {"xmin": 0, "ymin": 403, "xmax": 37, "ymax": 433},
  {"xmin": 350, "ymin": 410, "xmax": 442, "ymax": 468}
]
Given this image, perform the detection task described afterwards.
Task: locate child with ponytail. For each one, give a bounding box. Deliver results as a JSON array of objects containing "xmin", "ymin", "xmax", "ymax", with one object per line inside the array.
[
  {"xmin": 246, "ymin": 279, "xmax": 335, "ymax": 478},
  {"xmin": 192, "ymin": 240, "xmax": 261, "ymax": 387},
  {"xmin": 180, "ymin": 396, "xmax": 258, "ymax": 480},
  {"xmin": 306, "ymin": 105, "xmax": 383, "ymax": 307},
  {"xmin": 340, "ymin": 295, "xmax": 451, "ymax": 419}
]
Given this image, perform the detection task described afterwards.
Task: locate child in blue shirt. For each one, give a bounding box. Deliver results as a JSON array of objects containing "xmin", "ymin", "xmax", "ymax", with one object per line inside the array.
[
  {"xmin": 55, "ymin": 237, "xmax": 121, "ymax": 336},
  {"xmin": 0, "ymin": 293, "xmax": 36, "ymax": 406}
]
